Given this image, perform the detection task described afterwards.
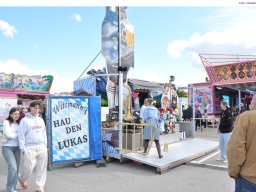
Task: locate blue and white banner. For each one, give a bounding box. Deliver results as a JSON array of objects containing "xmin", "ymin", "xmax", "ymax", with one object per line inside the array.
[{"xmin": 49, "ymin": 96, "xmax": 90, "ymax": 163}]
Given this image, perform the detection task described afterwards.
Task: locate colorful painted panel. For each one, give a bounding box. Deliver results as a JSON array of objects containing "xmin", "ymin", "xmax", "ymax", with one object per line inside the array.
[
  {"xmin": 0, "ymin": 73, "xmax": 53, "ymax": 92},
  {"xmin": 188, "ymin": 85, "xmax": 213, "ymax": 114},
  {"xmin": 206, "ymin": 61, "xmax": 256, "ymax": 85}
]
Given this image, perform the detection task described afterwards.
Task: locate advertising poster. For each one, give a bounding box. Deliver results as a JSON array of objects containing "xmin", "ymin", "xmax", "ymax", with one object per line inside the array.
[
  {"xmin": 49, "ymin": 97, "xmax": 90, "ymax": 163},
  {"xmin": 190, "ymin": 86, "xmax": 213, "ymax": 114}
]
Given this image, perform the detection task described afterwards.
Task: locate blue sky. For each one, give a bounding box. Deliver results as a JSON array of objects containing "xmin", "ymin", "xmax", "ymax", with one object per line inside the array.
[{"xmin": 1, "ymin": 6, "xmax": 256, "ymax": 93}]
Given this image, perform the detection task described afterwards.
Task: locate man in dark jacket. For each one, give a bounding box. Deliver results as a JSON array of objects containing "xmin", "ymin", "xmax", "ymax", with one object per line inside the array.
[
  {"xmin": 217, "ymin": 101, "xmax": 233, "ymax": 163},
  {"xmin": 186, "ymin": 105, "xmax": 193, "ymax": 121}
]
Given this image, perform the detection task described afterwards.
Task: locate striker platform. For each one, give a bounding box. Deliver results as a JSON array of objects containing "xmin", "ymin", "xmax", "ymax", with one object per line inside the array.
[{"xmin": 121, "ymin": 138, "xmax": 219, "ymax": 174}]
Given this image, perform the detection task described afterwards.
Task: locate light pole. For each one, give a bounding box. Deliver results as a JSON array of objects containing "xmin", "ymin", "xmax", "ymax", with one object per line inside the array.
[{"xmin": 169, "ymin": 75, "xmax": 175, "ymax": 108}]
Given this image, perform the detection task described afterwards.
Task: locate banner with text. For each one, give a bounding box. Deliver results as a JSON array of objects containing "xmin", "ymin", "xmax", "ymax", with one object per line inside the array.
[{"xmin": 49, "ymin": 96, "xmax": 91, "ymax": 163}]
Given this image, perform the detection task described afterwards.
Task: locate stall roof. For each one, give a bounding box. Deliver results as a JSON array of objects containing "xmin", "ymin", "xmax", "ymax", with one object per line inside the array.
[
  {"xmin": 218, "ymin": 82, "xmax": 256, "ymax": 92},
  {"xmin": 199, "ymin": 53, "xmax": 256, "ymax": 85},
  {"xmin": 0, "ymin": 89, "xmax": 50, "ymax": 97},
  {"xmin": 128, "ymin": 78, "xmax": 164, "ymax": 92}
]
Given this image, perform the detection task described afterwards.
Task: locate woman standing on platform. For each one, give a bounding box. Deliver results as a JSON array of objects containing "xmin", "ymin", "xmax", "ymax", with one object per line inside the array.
[
  {"xmin": 143, "ymin": 98, "xmax": 163, "ymax": 158},
  {"xmin": 2, "ymin": 107, "xmax": 21, "ymax": 192}
]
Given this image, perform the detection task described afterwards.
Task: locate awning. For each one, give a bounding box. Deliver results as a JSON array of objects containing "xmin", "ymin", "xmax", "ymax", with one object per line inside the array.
[
  {"xmin": 128, "ymin": 78, "xmax": 164, "ymax": 92},
  {"xmin": 218, "ymin": 81, "xmax": 256, "ymax": 92}
]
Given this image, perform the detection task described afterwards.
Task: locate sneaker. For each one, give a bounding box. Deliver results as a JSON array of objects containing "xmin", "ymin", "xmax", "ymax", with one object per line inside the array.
[{"xmin": 216, "ymin": 158, "xmax": 227, "ymax": 163}]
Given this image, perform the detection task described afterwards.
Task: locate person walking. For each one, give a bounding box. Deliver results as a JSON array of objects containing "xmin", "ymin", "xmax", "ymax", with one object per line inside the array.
[
  {"xmin": 18, "ymin": 101, "xmax": 47, "ymax": 192},
  {"xmin": 217, "ymin": 101, "xmax": 232, "ymax": 163},
  {"xmin": 142, "ymin": 98, "xmax": 163, "ymax": 158},
  {"xmin": 227, "ymin": 94, "xmax": 256, "ymax": 192},
  {"xmin": 2, "ymin": 107, "xmax": 21, "ymax": 192}
]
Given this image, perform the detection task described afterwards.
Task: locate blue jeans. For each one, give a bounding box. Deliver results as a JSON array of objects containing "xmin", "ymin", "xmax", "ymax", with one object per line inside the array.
[
  {"xmin": 2, "ymin": 146, "xmax": 20, "ymax": 192},
  {"xmin": 235, "ymin": 177, "xmax": 256, "ymax": 192},
  {"xmin": 219, "ymin": 132, "xmax": 231, "ymax": 160}
]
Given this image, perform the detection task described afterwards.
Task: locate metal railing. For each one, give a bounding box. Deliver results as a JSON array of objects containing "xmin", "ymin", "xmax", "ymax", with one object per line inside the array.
[{"xmin": 115, "ymin": 122, "xmax": 158, "ymax": 155}]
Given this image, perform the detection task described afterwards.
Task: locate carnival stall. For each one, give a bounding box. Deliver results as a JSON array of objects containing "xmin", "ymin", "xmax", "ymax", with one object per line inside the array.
[
  {"xmin": 188, "ymin": 54, "xmax": 256, "ymax": 116},
  {"xmin": 73, "ymin": 75, "xmax": 167, "ymax": 159},
  {"xmin": 0, "ymin": 73, "xmax": 53, "ymax": 134}
]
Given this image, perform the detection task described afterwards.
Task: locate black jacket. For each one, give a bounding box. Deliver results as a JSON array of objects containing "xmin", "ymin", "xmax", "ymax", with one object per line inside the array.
[
  {"xmin": 219, "ymin": 107, "xmax": 233, "ymax": 133},
  {"xmin": 187, "ymin": 106, "xmax": 193, "ymax": 120},
  {"xmin": 239, "ymin": 106, "xmax": 246, "ymax": 114}
]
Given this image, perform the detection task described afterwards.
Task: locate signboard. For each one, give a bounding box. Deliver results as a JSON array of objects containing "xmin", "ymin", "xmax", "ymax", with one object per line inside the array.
[
  {"xmin": 49, "ymin": 96, "xmax": 102, "ymax": 164},
  {"xmin": 189, "ymin": 85, "xmax": 213, "ymax": 114},
  {"xmin": 0, "ymin": 73, "xmax": 53, "ymax": 92}
]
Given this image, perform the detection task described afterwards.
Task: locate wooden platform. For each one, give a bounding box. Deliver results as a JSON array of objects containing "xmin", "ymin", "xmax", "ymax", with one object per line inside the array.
[{"xmin": 121, "ymin": 138, "xmax": 219, "ymax": 174}]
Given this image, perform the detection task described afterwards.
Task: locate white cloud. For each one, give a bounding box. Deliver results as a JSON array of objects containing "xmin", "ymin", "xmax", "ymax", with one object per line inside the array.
[
  {"xmin": 167, "ymin": 8, "xmax": 256, "ymax": 65},
  {"xmin": 0, "ymin": 20, "xmax": 17, "ymax": 38},
  {"xmin": 72, "ymin": 13, "xmax": 82, "ymax": 22},
  {"xmin": 0, "ymin": 59, "xmax": 73, "ymax": 93}
]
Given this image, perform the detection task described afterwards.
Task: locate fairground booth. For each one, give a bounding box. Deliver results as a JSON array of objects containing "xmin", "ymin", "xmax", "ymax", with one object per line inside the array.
[
  {"xmin": 0, "ymin": 73, "xmax": 53, "ymax": 129},
  {"xmin": 73, "ymin": 75, "xmax": 167, "ymax": 158},
  {"xmin": 70, "ymin": 7, "xmax": 219, "ymax": 173},
  {"xmin": 188, "ymin": 54, "xmax": 256, "ymax": 116}
]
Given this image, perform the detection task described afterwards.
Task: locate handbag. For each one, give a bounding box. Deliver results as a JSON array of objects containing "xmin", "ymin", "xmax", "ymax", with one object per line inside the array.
[{"xmin": 0, "ymin": 134, "xmax": 8, "ymax": 143}]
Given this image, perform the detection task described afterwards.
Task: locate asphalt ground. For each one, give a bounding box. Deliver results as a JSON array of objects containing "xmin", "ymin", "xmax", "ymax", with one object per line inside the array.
[{"xmin": 0, "ymin": 126, "xmax": 235, "ymax": 192}]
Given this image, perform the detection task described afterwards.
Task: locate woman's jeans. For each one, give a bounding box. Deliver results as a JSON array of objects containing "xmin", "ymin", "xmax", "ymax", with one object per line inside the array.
[
  {"xmin": 2, "ymin": 146, "xmax": 20, "ymax": 192},
  {"xmin": 235, "ymin": 177, "xmax": 256, "ymax": 192}
]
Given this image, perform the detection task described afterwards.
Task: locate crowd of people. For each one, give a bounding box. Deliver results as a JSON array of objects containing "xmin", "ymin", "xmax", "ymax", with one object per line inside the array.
[
  {"xmin": 1, "ymin": 94, "xmax": 256, "ymax": 192},
  {"xmin": 130, "ymin": 94, "xmax": 256, "ymax": 191},
  {"xmin": 1, "ymin": 101, "xmax": 47, "ymax": 192}
]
